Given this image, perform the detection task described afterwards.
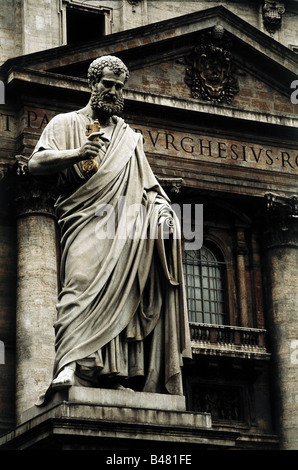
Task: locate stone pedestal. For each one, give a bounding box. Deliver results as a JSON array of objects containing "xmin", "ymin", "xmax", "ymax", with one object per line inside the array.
[
  {"xmin": 0, "ymin": 387, "xmax": 240, "ymax": 450},
  {"xmin": 14, "ymin": 161, "xmax": 59, "ymax": 423},
  {"xmin": 262, "ymin": 193, "xmax": 298, "ymax": 450}
]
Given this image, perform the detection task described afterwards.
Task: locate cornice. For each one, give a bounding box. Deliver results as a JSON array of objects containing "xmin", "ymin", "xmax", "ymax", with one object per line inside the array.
[
  {"xmin": 124, "ymin": 88, "xmax": 298, "ymax": 129},
  {"xmin": 5, "ymin": 67, "xmax": 298, "ymax": 131}
]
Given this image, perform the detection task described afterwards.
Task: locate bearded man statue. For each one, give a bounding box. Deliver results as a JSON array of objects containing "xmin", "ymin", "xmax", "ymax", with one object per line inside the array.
[{"xmin": 28, "ymin": 55, "xmax": 191, "ymax": 402}]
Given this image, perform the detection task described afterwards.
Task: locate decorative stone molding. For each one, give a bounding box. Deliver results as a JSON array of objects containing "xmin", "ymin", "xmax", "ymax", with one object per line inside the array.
[
  {"xmin": 262, "ymin": 2, "xmax": 285, "ymax": 34},
  {"xmin": 183, "ymin": 25, "xmax": 239, "ymax": 105}
]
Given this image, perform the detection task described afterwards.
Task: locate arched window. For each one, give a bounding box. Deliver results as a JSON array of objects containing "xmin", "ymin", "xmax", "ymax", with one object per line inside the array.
[{"xmin": 183, "ymin": 242, "xmax": 227, "ymax": 325}]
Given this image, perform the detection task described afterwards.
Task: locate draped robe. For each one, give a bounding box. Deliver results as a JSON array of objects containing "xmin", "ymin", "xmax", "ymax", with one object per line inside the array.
[{"xmin": 31, "ymin": 110, "xmax": 192, "ymax": 396}]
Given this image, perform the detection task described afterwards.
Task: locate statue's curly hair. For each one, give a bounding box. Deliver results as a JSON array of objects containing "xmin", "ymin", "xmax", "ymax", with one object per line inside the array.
[{"xmin": 87, "ymin": 55, "xmax": 129, "ymax": 87}]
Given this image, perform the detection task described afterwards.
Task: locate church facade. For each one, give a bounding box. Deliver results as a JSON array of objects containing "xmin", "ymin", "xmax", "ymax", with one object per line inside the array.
[{"xmin": 0, "ymin": 0, "xmax": 297, "ymax": 450}]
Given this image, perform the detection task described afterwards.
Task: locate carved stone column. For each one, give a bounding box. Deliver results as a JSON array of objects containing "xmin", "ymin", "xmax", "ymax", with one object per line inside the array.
[
  {"xmin": 14, "ymin": 157, "xmax": 59, "ymax": 423},
  {"xmin": 262, "ymin": 193, "xmax": 298, "ymax": 449}
]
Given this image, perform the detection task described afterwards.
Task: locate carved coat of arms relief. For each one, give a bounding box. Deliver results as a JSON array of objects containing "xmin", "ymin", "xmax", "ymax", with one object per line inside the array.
[{"xmin": 184, "ymin": 26, "xmax": 240, "ymax": 105}]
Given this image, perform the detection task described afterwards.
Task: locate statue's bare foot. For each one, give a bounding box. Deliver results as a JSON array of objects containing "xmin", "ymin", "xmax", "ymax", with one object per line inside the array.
[
  {"xmin": 114, "ymin": 383, "xmax": 134, "ymax": 392},
  {"xmin": 52, "ymin": 366, "xmax": 75, "ymax": 389}
]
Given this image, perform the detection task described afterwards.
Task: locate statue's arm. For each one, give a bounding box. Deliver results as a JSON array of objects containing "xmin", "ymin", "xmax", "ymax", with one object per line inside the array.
[{"xmin": 28, "ymin": 141, "xmax": 102, "ymax": 176}]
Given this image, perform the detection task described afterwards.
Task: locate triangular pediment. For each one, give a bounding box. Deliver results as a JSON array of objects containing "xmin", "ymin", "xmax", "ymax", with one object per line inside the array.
[
  {"xmin": 2, "ymin": 6, "xmax": 297, "ymax": 125},
  {"xmin": 0, "ymin": 6, "xmax": 297, "ymax": 199}
]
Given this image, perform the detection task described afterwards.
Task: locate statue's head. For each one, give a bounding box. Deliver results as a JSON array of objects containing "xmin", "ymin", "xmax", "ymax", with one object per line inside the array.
[
  {"xmin": 87, "ymin": 55, "xmax": 129, "ymax": 88},
  {"xmin": 87, "ymin": 56, "xmax": 129, "ymax": 118}
]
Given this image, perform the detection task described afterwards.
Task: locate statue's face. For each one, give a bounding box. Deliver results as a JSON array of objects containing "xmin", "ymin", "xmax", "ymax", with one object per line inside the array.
[{"xmin": 90, "ymin": 66, "xmax": 126, "ymax": 117}]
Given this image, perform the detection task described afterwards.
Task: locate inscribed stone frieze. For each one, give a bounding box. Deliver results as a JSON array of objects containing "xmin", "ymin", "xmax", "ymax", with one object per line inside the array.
[
  {"xmin": 131, "ymin": 124, "xmax": 298, "ymax": 173},
  {"xmin": 0, "ymin": 108, "xmax": 297, "ymax": 173}
]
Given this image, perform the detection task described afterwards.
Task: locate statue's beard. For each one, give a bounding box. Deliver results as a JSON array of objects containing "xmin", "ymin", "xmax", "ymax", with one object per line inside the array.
[{"xmin": 90, "ymin": 92, "xmax": 124, "ymax": 117}]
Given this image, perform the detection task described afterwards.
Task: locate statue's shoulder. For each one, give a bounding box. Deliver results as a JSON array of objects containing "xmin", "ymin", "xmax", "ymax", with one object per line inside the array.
[
  {"xmin": 63, "ymin": 110, "xmax": 78, "ymax": 118},
  {"xmin": 44, "ymin": 111, "xmax": 83, "ymax": 135},
  {"xmin": 51, "ymin": 110, "xmax": 79, "ymax": 124}
]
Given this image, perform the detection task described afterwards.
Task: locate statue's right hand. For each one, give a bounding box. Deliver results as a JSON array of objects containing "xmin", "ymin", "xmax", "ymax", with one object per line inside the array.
[{"xmin": 77, "ymin": 140, "xmax": 103, "ymax": 161}]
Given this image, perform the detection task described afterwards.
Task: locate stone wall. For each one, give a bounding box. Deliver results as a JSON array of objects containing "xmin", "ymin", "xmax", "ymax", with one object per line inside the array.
[
  {"xmin": 0, "ymin": 0, "xmax": 60, "ymax": 64},
  {"xmin": 0, "ymin": 0, "xmax": 22, "ymax": 64}
]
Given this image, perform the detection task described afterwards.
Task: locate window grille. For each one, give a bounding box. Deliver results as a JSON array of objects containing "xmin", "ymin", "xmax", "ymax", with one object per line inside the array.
[{"xmin": 183, "ymin": 243, "xmax": 227, "ymax": 325}]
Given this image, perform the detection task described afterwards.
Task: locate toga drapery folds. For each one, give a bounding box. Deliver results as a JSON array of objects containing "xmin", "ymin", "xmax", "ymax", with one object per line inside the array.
[{"xmin": 32, "ymin": 110, "xmax": 192, "ymax": 396}]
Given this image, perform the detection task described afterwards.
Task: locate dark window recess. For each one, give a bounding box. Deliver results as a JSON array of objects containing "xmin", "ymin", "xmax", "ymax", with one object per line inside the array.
[
  {"xmin": 191, "ymin": 384, "xmax": 245, "ymax": 422},
  {"xmin": 66, "ymin": 8, "xmax": 105, "ymax": 45}
]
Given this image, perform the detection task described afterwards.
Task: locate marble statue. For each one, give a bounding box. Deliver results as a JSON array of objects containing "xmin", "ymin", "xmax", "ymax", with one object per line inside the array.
[{"xmin": 28, "ymin": 55, "xmax": 191, "ymax": 399}]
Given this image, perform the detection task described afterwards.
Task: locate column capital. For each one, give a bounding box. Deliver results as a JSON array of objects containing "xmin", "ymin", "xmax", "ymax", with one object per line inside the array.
[
  {"xmin": 235, "ymin": 227, "xmax": 248, "ymax": 256},
  {"xmin": 262, "ymin": 193, "xmax": 298, "ymax": 250},
  {"xmin": 262, "ymin": 2, "xmax": 285, "ymax": 34},
  {"xmin": 13, "ymin": 155, "xmax": 58, "ymax": 218},
  {"xmin": 157, "ymin": 177, "xmax": 184, "ymax": 195},
  {"xmin": 265, "ymin": 193, "xmax": 298, "ymax": 218}
]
